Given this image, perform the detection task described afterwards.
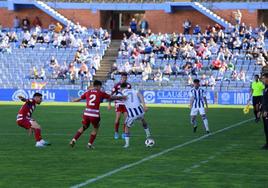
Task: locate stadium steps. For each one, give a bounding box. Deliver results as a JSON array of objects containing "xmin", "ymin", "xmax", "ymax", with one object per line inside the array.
[
  {"xmin": 34, "ymin": 1, "xmax": 76, "ymax": 27},
  {"xmin": 94, "ymin": 40, "xmax": 120, "ymax": 82},
  {"xmin": 191, "ymin": 2, "xmax": 232, "ymax": 29}
]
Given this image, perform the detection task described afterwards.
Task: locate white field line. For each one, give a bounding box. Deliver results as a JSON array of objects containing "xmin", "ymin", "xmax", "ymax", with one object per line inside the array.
[
  {"xmin": 70, "ymin": 118, "xmax": 254, "ymax": 188},
  {"xmin": 183, "ymin": 144, "xmax": 238, "ymax": 173}
]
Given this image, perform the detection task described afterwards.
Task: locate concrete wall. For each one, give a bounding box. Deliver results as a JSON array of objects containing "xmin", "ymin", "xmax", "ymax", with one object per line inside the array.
[
  {"xmin": 0, "ymin": 7, "xmax": 261, "ymax": 33},
  {"xmin": 0, "ymin": 8, "xmax": 100, "ymax": 28}
]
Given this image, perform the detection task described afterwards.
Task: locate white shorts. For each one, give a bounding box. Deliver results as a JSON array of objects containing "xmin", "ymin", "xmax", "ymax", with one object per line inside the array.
[
  {"xmin": 190, "ymin": 107, "xmax": 206, "ymax": 116},
  {"xmin": 125, "ymin": 113, "xmax": 145, "ymax": 128}
]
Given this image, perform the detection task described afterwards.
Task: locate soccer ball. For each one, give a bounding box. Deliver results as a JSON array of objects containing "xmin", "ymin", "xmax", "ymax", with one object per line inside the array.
[{"xmin": 145, "ymin": 138, "xmax": 155, "ymax": 147}]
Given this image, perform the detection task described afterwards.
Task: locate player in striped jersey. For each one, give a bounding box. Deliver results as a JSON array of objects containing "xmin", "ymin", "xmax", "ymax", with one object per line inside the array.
[
  {"xmin": 120, "ymin": 83, "xmax": 152, "ymax": 148},
  {"xmin": 189, "ymin": 79, "xmax": 210, "ymax": 134}
]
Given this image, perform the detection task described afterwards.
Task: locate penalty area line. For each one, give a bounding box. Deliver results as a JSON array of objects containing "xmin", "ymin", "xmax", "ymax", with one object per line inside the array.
[{"xmin": 70, "ymin": 118, "xmax": 254, "ymax": 188}]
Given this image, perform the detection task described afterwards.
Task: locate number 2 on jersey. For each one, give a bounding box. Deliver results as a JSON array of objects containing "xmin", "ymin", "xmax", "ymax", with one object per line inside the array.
[{"xmin": 88, "ymin": 94, "xmax": 96, "ymax": 106}]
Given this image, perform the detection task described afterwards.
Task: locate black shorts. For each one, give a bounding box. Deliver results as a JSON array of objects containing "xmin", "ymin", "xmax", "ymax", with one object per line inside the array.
[{"xmin": 253, "ymin": 96, "xmax": 262, "ymax": 106}]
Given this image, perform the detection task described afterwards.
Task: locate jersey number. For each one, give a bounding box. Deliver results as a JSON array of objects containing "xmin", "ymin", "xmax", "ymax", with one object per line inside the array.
[
  {"xmin": 126, "ymin": 92, "xmax": 134, "ymax": 103},
  {"xmin": 88, "ymin": 94, "xmax": 96, "ymax": 106}
]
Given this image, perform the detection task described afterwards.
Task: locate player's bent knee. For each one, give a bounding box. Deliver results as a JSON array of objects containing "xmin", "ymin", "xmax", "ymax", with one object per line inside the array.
[
  {"xmin": 82, "ymin": 124, "xmax": 89, "ymax": 131},
  {"xmin": 201, "ymin": 115, "xmax": 207, "ymax": 119},
  {"xmin": 31, "ymin": 121, "xmax": 41, "ymax": 129}
]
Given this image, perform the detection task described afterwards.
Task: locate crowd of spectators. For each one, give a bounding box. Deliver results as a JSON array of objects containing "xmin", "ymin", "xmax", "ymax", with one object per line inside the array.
[
  {"xmin": 0, "ymin": 16, "xmax": 111, "ymax": 84},
  {"xmin": 112, "ymin": 18, "xmax": 267, "ymax": 86}
]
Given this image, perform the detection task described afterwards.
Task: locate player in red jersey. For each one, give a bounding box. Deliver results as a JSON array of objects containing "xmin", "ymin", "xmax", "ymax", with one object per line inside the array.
[
  {"xmin": 108, "ymin": 72, "xmax": 131, "ymax": 139},
  {"xmin": 69, "ymin": 80, "xmax": 126, "ymax": 149},
  {"xmin": 16, "ymin": 92, "xmax": 50, "ymax": 148}
]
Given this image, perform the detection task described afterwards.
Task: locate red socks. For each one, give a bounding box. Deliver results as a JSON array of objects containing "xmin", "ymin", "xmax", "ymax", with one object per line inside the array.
[
  {"xmin": 73, "ymin": 131, "xmax": 82, "ymax": 141},
  {"xmin": 115, "ymin": 123, "xmax": 126, "ymax": 133},
  {"xmin": 89, "ymin": 134, "xmax": 96, "ymax": 145},
  {"xmin": 34, "ymin": 128, "xmax": 42, "ymax": 142},
  {"xmin": 114, "ymin": 122, "xmax": 119, "ymax": 133}
]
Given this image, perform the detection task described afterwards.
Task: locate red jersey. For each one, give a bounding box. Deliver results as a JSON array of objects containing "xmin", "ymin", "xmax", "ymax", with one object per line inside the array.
[
  {"xmin": 81, "ymin": 89, "xmax": 111, "ymax": 118},
  {"xmin": 17, "ymin": 99, "xmax": 37, "ymax": 120},
  {"xmin": 112, "ymin": 82, "xmax": 131, "ymax": 106}
]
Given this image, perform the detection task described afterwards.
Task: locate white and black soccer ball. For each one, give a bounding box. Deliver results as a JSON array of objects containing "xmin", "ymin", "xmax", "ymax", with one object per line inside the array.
[{"xmin": 145, "ymin": 138, "xmax": 155, "ymax": 147}]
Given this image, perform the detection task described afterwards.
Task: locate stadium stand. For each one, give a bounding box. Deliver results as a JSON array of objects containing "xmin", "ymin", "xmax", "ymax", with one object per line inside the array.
[
  {"xmin": 105, "ymin": 24, "xmax": 267, "ymax": 92},
  {"xmin": 0, "ymin": 27, "xmax": 111, "ymax": 89}
]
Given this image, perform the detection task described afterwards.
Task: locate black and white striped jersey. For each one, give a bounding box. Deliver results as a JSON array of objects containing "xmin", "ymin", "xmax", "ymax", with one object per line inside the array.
[
  {"xmin": 122, "ymin": 89, "xmax": 144, "ymax": 118},
  {"xmin": 189, "ymin": 87, "xmax": 207, "ymax": 108}
]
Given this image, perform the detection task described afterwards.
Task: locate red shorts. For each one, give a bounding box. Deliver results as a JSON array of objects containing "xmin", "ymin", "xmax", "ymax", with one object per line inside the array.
[
  {"xmin": 115, "ymin": 105, "xmax": 127, "ymax": 113},
  {"xmin": 16, "ymin": 118, "xmax": 32, "ymax": 129},
  {"xmin": 82, "ymin": 115, "xmax": 100, "ymax": 129}
]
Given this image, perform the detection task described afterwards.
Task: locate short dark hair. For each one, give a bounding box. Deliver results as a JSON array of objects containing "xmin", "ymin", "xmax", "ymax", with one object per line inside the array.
[
  {"xmin": 33, "ymin": 92, "xmax": 42, "ymax": 97},
  {"xmin": 255, "ymin": 74, "xmax": 260, "ymax": 78},
  {"xmin": 193, "ymin": 79, "xmax": 200, "ymax": 83},
  {"xmin": 121, "ymin": 72, "xmax": 128, "ymax": 77},
  {"xmin": 93, "ymin": 80, "xmax": 102, "ymax": 87},
  {"xmin": 120, "ymin": 82, "xmax": 128, "ymax": 89}
]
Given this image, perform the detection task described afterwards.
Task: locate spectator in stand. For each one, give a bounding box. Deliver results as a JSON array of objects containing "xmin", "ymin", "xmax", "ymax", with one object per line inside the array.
[
  {"xmin": 187, "ymin": 75, "xmax": 193, "ymax": 86},
  {"xmin": 193, "ymin": 25, "xmax": 201, "ymax": 35},
  {"xmin": 211, "ymin": 59, "xmax": 222, "ymax": 70},
  {"xmin": 200, "ymin": 74, "xmax": 208, "ymax": 87},
  {"xmin": 228, "ymin": 61, "xmax": 235, "ymax": 71},
  {"xmin": 130, "ymin": 18, "xmax": 137, "ymax": 33},
  {"xmin": 172, "ymin": 63, "xmax": 180, "ymax": 77},
  {"xmin": 79, "ymin": 62, "xmax": 89, "ymax": 79},
  {"xmin": 43, "ymin": 33, "xmax": 50, "ymax": 44},
  {"xmin": 183, "ymin": 19, "xmax": 191, "ymax": 34},
  {"xmin": 31, "ymin": 66, "xmax": 39, "ymax": 79},
  {"xmin": 20, "ymin": 30, "xmax": 31, "ymax": 48},
  {"xmin": 142, "ymin": 62, "xmax": 152, "ymax": 81},
  {"xmin": 154, "ymin": 68, "xmax": 163, "ymax": 85},
  {"xmin": 231, "ymin": 70, "xmax": 238, "ymax": 81},
  {"xmin": 29, "ymin": 37, "xmax": 36, "ymax": 48},
  {"xmin": 36, "ymin": 34, "xmax": 44, "ymax": 43},
  {"xmin": 124, "ymin": 28, "xmax": 133, "ymax": 39},
  {"xmin": 49, "ymin": 23, "xmax": 56, "ymax": 31},
  {"xmin": 238, "ymin": 70, "xmax": 246, "ymax": 82},
  {"xmin": 58, "ymin": 61, "xmax": 68, "ymax": 79},
  {"xmin": 163, "ymin": 63, "xmax": 172, "ymax": 77},
  {"xmin": 202, "ymin": 47, "xmax": 212, "ymax": 59},
  {"xmin": 257, "ymin": 53, "xmax": 267, "ymax": 67},
  {"xmin": 39, "ymin": 67, "xmax": 46, "ymax": 80},
  {"xmin": 139, "ymin": 16, "xmax": 149, "ymax": 31},
  {"xmin": 209, "ymin": 75, "xmax": 216, "ymax": 90},
  {"xmin": 233, "ymin": 10, "xmax": 242, "ymax": 25},
  {"xmin": 69, "ymin": 62, "xmax": 77, "ymax": 84},
  {"xmin": 124, "ymin": 62, "xmax": 133, "ymax": 74},
  {"xmin": 13, "ymin": 16, "xmax": 20, "ymax": 30},
  {"xmin": 55, "ymin": 23, "xmax": 63, "ymax": 33},
  {"xmin": 21, "ymin": 17, "xmax": 30, "ymax": 31}
]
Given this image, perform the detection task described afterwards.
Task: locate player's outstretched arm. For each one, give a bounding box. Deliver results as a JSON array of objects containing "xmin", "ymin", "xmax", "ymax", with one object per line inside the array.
[
  {"xmin": 72, "ymin": 98, "xmax": 82, "ymax": 102},
  {"xmin": 137, "ymin": 92, "xmax": 148, "ymax": 111},
  {"xmin": 18, "ymin": 96, "xmax": 27, "ymax": 102}
]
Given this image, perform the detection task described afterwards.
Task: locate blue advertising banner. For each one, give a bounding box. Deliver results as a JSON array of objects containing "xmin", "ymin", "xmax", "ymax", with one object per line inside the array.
[
  {"xmin": 218, "ymin": 92, "xmax": 250, "ymax": 105},
  {"xmin": 0, "ymin": 89, "xmax": 69, "ymax": 102},
  {"xmin": 0, "ymin": 89, "xmax": 249, "ymax": 105},
  {"xmin": 141, "ymin": 90, "xmax": 215, "ymax": 104}
]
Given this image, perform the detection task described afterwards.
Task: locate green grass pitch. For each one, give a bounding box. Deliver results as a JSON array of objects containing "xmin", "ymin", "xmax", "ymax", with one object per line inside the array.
[{"xmin": 0, "ymin": 102, "xmax": 268, "ymax": 188}]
